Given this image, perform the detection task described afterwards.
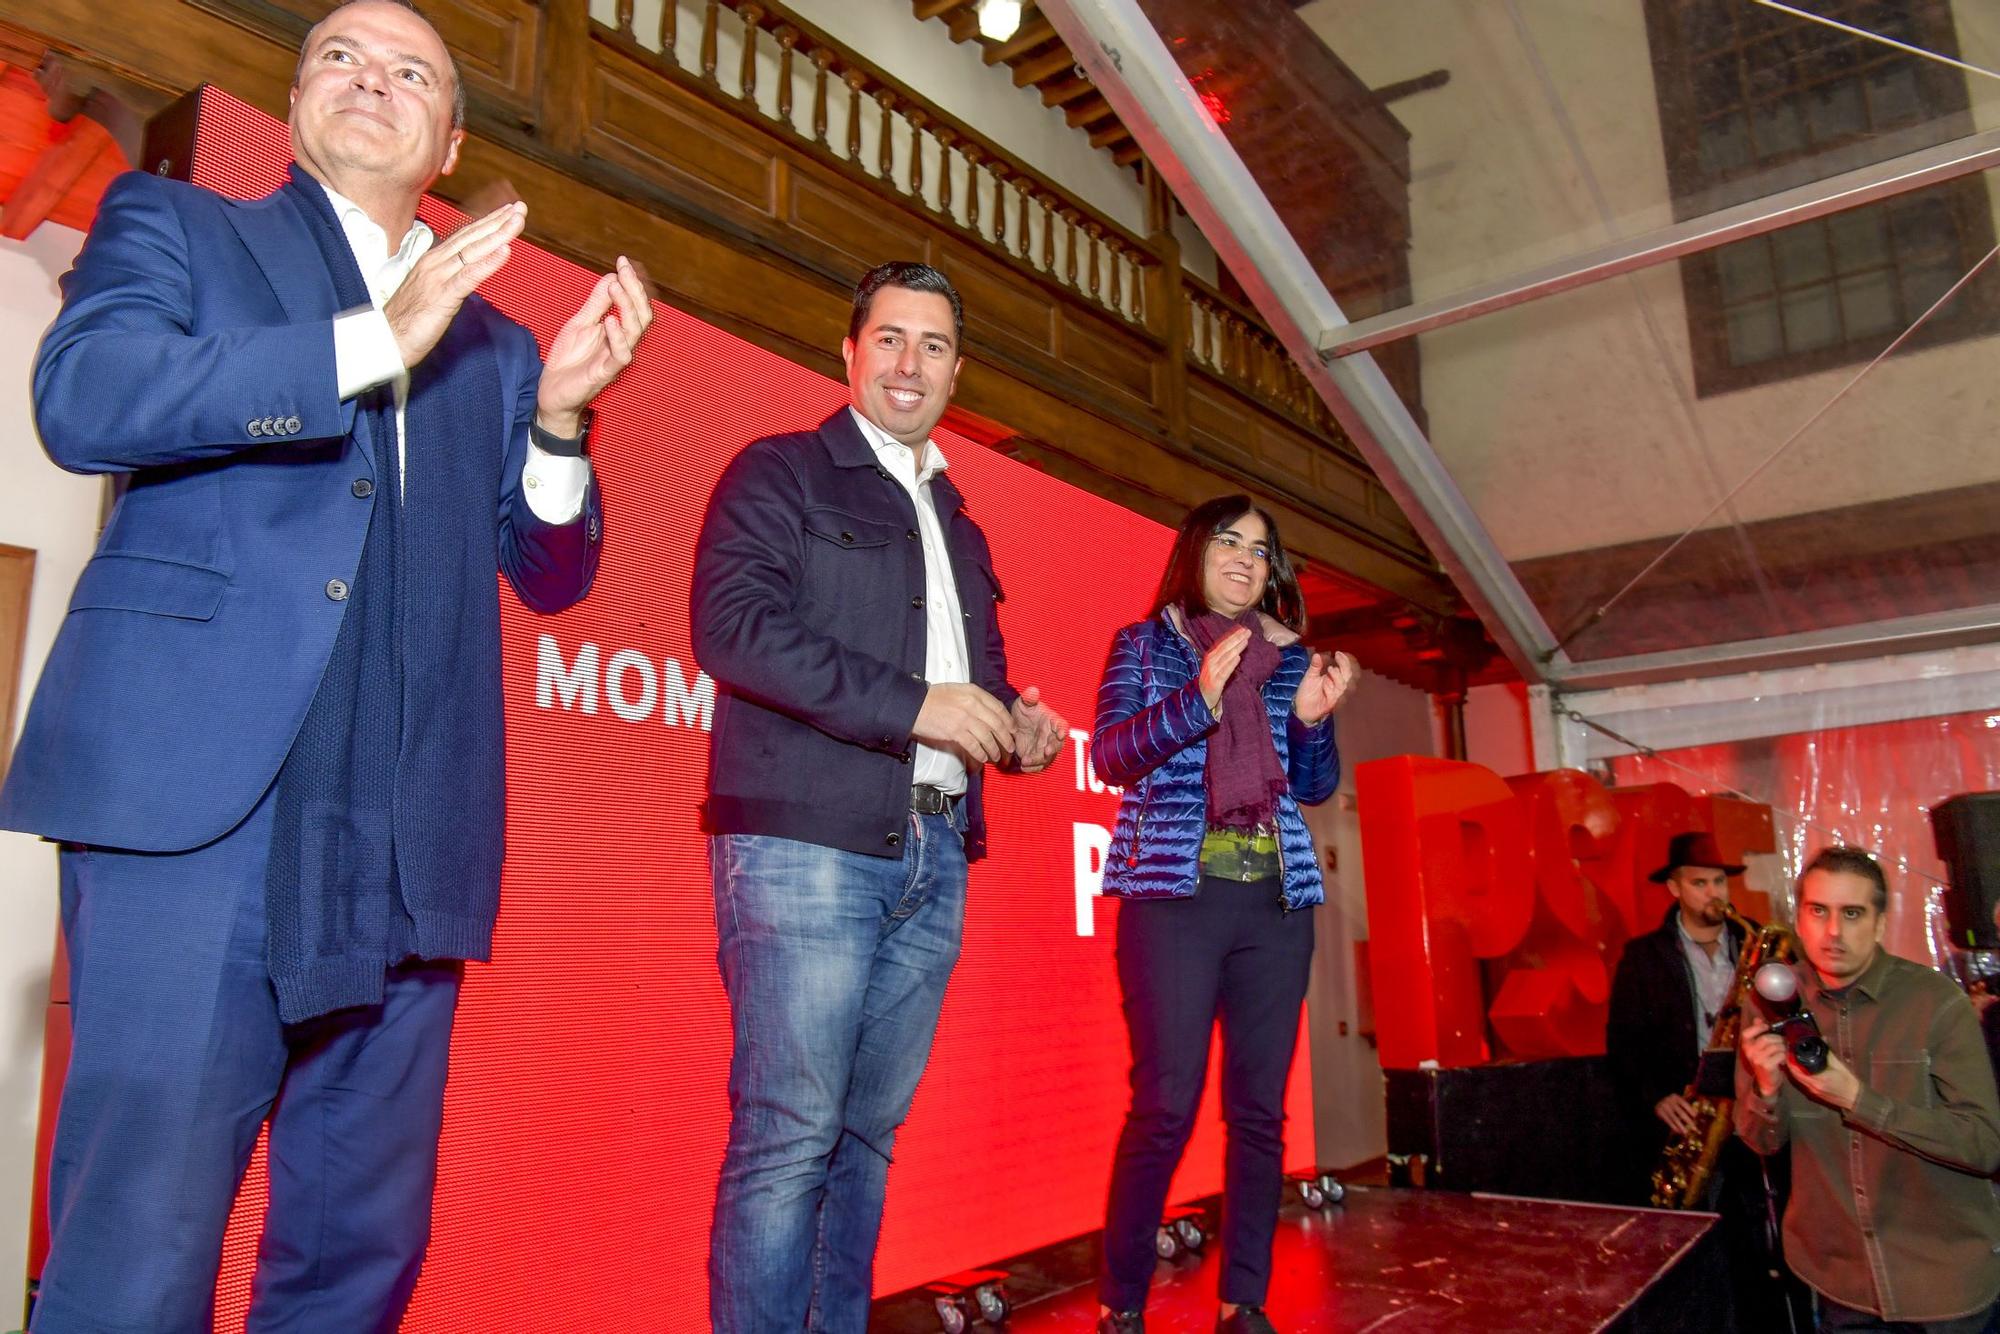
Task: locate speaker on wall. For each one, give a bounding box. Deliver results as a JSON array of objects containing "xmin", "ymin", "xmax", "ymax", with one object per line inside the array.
[{"xmin": 1931, "ymin": 792, "xmax": 2000, "ymax": 950}]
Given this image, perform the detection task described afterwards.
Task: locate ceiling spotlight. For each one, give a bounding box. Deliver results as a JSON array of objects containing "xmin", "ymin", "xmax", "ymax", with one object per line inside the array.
[{"xmin": 977, "ymin": 0, "xmax": 1025, "ymax": 42}]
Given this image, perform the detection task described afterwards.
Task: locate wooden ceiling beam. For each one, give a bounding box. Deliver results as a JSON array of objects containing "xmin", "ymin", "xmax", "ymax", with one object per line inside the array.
[
  {"xmin": 1038, "ymin": 75, "xmax": 1094, "ymax": 107},
  {"xmin": 982, "ymin": 17, "xmax": 1054, "ymax": 65},
  {"xmin": 0, "ymin": 20, "xmax": 44, "ymax": 68},
  {"xmin": 1062, "ymin": 95, "xmax": 1112, "ymax": 129},
  {"xmin": 1012, "ymin": 45, "xmax": 1076, "ymax": 87},
  {"xmin": 911, "ymin": 0, "xmax": 971, "ymax": 20},
  {"xmin": 1087, "ymin": 122, "xmax": 1132, "ymax": 152}
]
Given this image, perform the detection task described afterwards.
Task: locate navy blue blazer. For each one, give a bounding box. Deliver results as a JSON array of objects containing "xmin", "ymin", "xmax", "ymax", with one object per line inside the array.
[
  {"xmin": 0, "ymin": 170, "xmax": 602, "ymax": 854},
  {"xmin": 692, "ymin": 410, "xmax": 1016, "ymax": 860}
]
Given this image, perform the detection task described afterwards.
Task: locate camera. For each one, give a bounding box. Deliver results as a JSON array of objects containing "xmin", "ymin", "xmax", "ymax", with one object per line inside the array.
[{"xmin": 1752, "ymin": 962, "xmax": 1830, "ymax": 1075}]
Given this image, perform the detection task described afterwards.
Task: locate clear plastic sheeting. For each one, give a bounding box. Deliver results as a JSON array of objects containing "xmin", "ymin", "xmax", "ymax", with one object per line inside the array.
[
  {"xmin": 1415, "ymin": 168, "xmax": 2000, "ymax": 664},
  {"xmin": 1052, "ymin": 0, "xmax": 2000, "ymax": 684},
  {"xmin": 1604, "ymin": 709, "xmax": 2000, "ymax": 976},
  {"xmin": 1129, "ymin": 0, "xmax": 2000, "ymax": 315}
]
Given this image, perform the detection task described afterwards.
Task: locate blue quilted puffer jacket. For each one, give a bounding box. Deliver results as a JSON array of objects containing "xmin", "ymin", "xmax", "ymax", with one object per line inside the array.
[{"xmin": 1091, "ymin": 608, "xmax": 1339, "ymax": 909}]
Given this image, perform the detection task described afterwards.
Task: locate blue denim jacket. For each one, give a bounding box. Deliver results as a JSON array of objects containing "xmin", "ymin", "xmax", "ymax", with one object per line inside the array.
[
  {"xmin": 693, "ymin": 411, "xmax": 1016, "ymax": 861},
  {"xmin": 1091, "ymin": 609, "xmax": 1338, "ymax": 909}
]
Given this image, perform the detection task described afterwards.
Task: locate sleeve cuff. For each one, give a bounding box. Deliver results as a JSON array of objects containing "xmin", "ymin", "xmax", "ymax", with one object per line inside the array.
[
  {"xmin": 1170, "ymin": 679, "xmax": 1218, "ymax": 736},
  {"xmin": 522, "ymin": 442, "xmax": 590, "ymax": 525},
  {"xmin": 529, "ymin": 414, "xmax": 589, "ymax": 458},
  {"xmin": 1847, "ymin": 1085, "xmax": 1893, "ymax": 1131},
  {"xmin": 332, "ymin": 308, "xmax": 405, "ymax": 400}
]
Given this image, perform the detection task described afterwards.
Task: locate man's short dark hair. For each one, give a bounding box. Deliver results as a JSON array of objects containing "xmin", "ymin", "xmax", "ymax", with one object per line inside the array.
[
  {"xmin": 295, "ymin": 0, "xmax": 466, "ymax": 131},
  {"xmin": 848, "ymin": 262, "xmax": 964, "ymax": 351},
  {"xmin": 1801, "ymin": 845, "xmax": 1890, "ymax": 914}
]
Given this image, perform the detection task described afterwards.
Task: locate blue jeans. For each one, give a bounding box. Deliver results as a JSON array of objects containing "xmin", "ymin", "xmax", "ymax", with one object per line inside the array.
[{"xmin": 707, "ymin": 808, "xmax": 968, "ymax": 1334}]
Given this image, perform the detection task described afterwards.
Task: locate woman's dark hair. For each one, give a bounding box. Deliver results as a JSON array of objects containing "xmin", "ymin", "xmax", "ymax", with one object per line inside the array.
[{"xmin": 1151, "ymin": 494, "xmax": 1306, "ymax": 632}]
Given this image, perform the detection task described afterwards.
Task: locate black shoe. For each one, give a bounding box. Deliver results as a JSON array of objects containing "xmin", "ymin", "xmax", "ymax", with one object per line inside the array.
[
  {"xmin": 1098, "ymin": 1311, "xmax": 1145, "ymax": 1334},
  {"xmin": 1217, "ymin": 1307, "xmax": 1278, "ymax": 1334}
]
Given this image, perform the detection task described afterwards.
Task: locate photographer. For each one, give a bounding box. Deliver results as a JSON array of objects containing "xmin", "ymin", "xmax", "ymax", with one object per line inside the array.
[{"xmin": 1736, "ymin": 847, "xmax": 2000, "ymax": 1333}]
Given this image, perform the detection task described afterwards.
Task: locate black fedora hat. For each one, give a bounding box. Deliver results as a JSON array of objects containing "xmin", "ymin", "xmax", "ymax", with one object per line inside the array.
[{"xmin": 1648, "ymin": 831, "xmax": 1747, "ymax": 884}]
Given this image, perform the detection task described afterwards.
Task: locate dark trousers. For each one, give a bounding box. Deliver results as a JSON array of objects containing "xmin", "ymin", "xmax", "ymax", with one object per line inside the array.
[
  {"xmin": 1819, "ymin": 1298, "xmax": 2000, "ymax": 1333},
  {"xmin": 1713, "ymin": 1140, "xmax": 1811, "ymax": 1333},
  {"xmin": 32, "ymin": 786, "xmax": 461, "ymax": 1334},
  {"xmin": 1100, "ymin": 876, "xmax": 1315, "ymax": 1311}
]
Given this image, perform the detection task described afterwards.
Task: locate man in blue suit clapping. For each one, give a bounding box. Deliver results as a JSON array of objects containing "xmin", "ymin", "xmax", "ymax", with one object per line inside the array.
[{"xmin": 1, "ymin": 3, "xmax": 652, "ymax": 1329}]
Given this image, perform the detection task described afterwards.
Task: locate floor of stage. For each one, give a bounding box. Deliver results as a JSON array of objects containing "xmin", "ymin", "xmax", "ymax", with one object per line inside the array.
[{"xmin": 877, "ymin": 1186, "xmax": 1719, "ymax": 1333}]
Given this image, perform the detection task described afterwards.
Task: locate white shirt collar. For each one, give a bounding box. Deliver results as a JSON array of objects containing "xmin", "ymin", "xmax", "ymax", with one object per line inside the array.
[
  {"xmin": 849, "ymin": 407, "xmax": 947, "ymax": 485},
  {"xmin": 1675, "ymin": 912, "xmax": 1733, "ymax": 963},
  {"xmin": 315, "ymin": 178, "xmax": 433, "ymax": 290}
]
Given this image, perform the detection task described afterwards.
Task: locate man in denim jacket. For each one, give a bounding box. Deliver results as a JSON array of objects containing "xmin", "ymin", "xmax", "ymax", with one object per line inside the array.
[{"xmin": 692, "ymin": 261, "xmax": 1066, "ymax": 1332}]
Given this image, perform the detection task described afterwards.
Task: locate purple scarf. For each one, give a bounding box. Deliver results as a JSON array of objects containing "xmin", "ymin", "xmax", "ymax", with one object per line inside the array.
[{"xmin": 1186, "ymin": 609, "xmax": 1287, "ymax": 830}]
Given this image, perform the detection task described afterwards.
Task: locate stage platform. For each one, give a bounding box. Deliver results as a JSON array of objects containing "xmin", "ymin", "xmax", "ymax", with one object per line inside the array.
[{"xmin": 877, "ymin": 1186, "xmax": 1726, "ymax": 1333}]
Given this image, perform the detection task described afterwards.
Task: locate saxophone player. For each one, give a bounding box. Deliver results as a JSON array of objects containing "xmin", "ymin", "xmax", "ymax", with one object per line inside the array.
[
  {"xmin": 1607, "ymin": 832, "xmax": 1797, "ymax": 1329},
  {"xmin": 1607, "ymin": 832, "xmax": 1749, "ymax": 1193}
]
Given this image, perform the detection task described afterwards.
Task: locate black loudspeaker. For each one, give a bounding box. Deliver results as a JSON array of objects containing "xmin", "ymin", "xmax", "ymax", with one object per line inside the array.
[{"xmin": 1931, "ymin": 792, "xmax": 2000, "ymax": 950}]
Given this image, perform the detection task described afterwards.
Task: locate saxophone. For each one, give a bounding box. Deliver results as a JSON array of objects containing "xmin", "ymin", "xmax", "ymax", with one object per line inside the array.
[{"xmin": 1648, "ymin": 904, "xmax": 1798, "ymax": 1209}]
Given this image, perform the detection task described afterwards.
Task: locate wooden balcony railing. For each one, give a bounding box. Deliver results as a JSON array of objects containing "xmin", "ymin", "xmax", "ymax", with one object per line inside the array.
[
  {"xmin": 1184, "ymin": 275, "xmax": 1338, "ymax": 437},
  {"xmin": 7, "ymin": 0, "xmax": 1440, "ymax": 599},
  {"xmin": 591, "ymin": 0, "xmax": 1359, "ymax": 448},
  {"xmin": 597, "ymin": 0, "xmax": 1155, "ymax": 329}
]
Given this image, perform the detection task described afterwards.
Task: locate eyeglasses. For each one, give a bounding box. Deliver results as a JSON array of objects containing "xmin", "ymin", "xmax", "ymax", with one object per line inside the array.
[{"xmin": 1209, "ymin": 532, "xmax": 1272, "ymax": 565}]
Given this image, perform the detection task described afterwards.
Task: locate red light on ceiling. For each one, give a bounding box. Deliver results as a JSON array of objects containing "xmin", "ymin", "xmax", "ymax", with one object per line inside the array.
[{"xmin": 1198, "ymin": 90, "xmax": 1231, "ymax": 125}]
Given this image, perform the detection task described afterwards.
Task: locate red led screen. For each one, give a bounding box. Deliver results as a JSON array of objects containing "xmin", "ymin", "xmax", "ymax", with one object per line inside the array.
[{"xmin": 156, "ymin": 89, "xmax": 1319, "ymax": 1329}]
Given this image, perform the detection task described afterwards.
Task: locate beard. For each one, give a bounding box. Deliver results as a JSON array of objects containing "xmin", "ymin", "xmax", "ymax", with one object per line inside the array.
[{"xmin": 1696, "ymin": 899, "xmax": 1728, "ymax": 925}]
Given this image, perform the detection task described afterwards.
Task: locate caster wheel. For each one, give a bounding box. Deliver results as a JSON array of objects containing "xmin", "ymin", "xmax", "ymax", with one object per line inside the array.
[
  {"xmin": 1154, "ymin": 1225, "xmax": 1181, "ymax": 1260},
  {"xmin": 974, "ymin": 1283, "xmax": 1010, "ymax": 1323},
  {"xmin": 935, "ymin": 1295, "xmax": 968, "ymax": 1334},
  {"xmin": 1174, "ymin": 1216, "xmax": 1205, "ymax": 1249},
  {"xmin": 1298, "ymin": 1180, "xmax": 1325, "ymax": 1209},
  {"xmin": 1318, "ymin": 1174, "xmax": 1346, "ymax": 1205}
]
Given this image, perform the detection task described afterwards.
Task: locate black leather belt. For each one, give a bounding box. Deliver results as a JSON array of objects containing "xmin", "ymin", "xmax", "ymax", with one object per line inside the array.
[{"xmin": 909, "ymin": 785, "xmax": 958, "ymax": 814}]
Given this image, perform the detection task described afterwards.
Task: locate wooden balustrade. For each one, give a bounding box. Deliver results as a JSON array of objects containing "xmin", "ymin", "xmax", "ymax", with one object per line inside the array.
[
  {"xmin": 601, "ymin": 0, "xmax": 1151, "ymax": 326},
  {"xmin": 1185, "ymin": 279, "xmax": 1336, "ymax": 434},
  {"xmin": 595, "ymin": 0, "xmax": 1332, "ymax": 438},
  {"xmin": 0, "ymin": 0, "xmax": 1450, "ymax": 614}
]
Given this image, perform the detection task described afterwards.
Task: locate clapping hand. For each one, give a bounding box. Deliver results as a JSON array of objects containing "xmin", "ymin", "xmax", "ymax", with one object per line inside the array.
[
  {"xmin": 536, "ymin": 255, "xmax": 654, "ymax": 437},
  {"xmin": 385, "ymin": 201, "xmax": 528, "ymax": 369},
  {"xmin": 1009, "ymin": 686, "xmax": 1067, "ymax": 773},
  {"xmin": 1293, "ymin": 650, "xmax": 1357, "ymax": 726},
  {"xmin": 1199, "ymin": 627, "xmax": 1253, "ymax": 716},
  {"xmin": 914, "ymin": 683, "xmax": 1014, "ymax": 767}
]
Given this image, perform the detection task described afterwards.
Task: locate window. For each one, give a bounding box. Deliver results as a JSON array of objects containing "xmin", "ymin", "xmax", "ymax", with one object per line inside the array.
[{"xmin": 1644, "ymin": 0, "xmax": 1999, "ymax": 394}]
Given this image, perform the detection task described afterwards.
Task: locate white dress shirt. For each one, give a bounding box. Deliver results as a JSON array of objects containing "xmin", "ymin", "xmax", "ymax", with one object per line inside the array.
[
  {"xmin": 850, "ymin": 408, "xmax": 973, "ymax": 796},
  {"xmin": 320, "ymin": 181, "xmax": 587, "ymax": 523},
  {"xmin": 1676, "ymin": 914, "xmax": 1739, "ymax": 1049}
]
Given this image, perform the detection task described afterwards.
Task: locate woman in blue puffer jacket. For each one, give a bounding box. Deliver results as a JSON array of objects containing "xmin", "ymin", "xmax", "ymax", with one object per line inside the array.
[{"xmin": 1092, "ymin": 495, "xmax": 1355, "ymax": 1334}]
